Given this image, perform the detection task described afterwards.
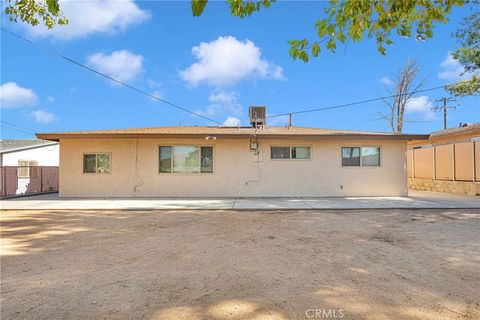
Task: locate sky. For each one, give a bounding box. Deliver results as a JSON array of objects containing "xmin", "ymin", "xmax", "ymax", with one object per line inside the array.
[{"xmin": 1, "ymin": 1, "xmax": 479, "ymax": 139}]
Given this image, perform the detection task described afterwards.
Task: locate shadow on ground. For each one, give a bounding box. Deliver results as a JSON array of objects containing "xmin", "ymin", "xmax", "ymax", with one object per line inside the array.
[{"xmin": 1, "ymin": 209, "xmax": 479, "ymax": 320}]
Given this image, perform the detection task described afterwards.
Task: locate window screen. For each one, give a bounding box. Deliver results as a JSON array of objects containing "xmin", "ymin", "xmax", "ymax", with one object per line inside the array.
[
  {"xmin": 291, "ymin": 147, "xmax": 310, "ymax": 159},
  {"xmin": 159, "ymin": 146, "xmax": 213, "ymax": 173},
  {"xmin": 201, "ymin": 146, "xmax": 213, "ymax": 173},
  {"xmin": 341, "ymin": 147, "xmax": 360, "ymax": 166},
  {"xmin": 361, "ymin": 147, "xmax": 380, "ymax": 166},
  {"xmin": 271, "ymin": 146, "xmax": 310, "ymax": 159},
  {"xmin": 83, "ymin": 154, "xmax": 110, "ymax": 173},
  {"xmin": 271, "ymin": 147, "xmax": 290, "ymax": 159}
]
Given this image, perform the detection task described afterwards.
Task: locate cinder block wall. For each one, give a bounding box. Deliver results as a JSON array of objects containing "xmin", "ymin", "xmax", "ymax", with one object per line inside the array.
[{"xmin": 408, "ymin": 178, "xmax": 479, "ymax": 196}]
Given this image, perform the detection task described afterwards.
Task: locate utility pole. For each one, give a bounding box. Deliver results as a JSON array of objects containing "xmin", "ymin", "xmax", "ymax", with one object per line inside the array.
[{"xmin": 432, "ymin": 97, "xmax": 458, "ymax": 130}]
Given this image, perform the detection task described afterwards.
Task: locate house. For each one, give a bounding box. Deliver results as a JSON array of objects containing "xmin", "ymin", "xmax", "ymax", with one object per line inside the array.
[
  {"xmin": 0, "ymin": 139, "xmax": 59, "ymax": 196},
  {"xmin": 37, "ymin": 112, "xmax": 428, "ymax": 198},
  {"xmin": 407, "ymin": 123, "xmax": 480, "ymax": 195},
  {"xmin": 0, "ymin": 139, "xmax": 59, "ymax": 167}
]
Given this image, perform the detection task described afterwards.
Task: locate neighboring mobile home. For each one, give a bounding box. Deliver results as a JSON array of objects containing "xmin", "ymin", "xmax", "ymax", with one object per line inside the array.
[
  {"xmin": 0, "ymin": 139, "xmax": 59, "ymax": 196},
  {"xmin": 0, "ymin": 139, "xmax": 59, "ymax": 167},
  {"xmin": 37, "ymin": 122, "xmax": 428, "ymax": 198}
]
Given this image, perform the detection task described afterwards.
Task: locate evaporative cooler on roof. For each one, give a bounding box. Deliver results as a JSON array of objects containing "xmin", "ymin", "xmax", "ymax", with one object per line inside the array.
[{"xmin": 249, "ymin": 106, "xmax": 266, "ymax": 128}]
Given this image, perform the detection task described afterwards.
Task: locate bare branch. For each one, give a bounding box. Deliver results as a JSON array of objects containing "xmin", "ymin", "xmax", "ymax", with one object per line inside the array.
[{"xmin": 380, "ymin": 60, "xmax": 426, "ymax": 133}]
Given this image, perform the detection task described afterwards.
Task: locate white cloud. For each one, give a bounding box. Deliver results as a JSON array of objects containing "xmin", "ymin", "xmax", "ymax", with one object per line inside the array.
[
  {"xmin": 405, "ymin": 96, "xmax": 435, "ymax": 120},
  {"xmin": 200, "ymin": 91, "xmax": 243, "ymax": 118},
  {"xmin": 86, "ymin": 50, "xmax": 143, "ymax": 83},
  {"xmin": 148, "ymin": 90, "xmax": 162, "ymax": 102},
  {"xmin": 437, "ymin": 53, "xmax": 479, "ymax": 81},
  {"xmin": 25, "ymin": 0, "xmax": 150, "ymax": 40},
  {"xmin": 209, "ymin": 91, "xmax": 237, "ymax": 106},
  {"xmin": 380, "ymin": 77, "xmax": 394, "ymax": 86},
  {"xmin": 438, "ymin": 54, "xmax": 465, "ymax": 81},
  {"xmin": 223, "ymin": 116, "xmax": 241, "ymax": 126},
  {"xmin": 268, "ymin": 114, "xmax": 290, "ymax": 126},
  {"xmin": 180, "ymin": 36, "xmax": 285, "ymax": 87},
  {"xmin": 0, "ymin": 82, "xmax": 38, "ymax": 108},
  {"xmin": 31, "ymin": 110, "xmax": 56, "ymax": 123}
]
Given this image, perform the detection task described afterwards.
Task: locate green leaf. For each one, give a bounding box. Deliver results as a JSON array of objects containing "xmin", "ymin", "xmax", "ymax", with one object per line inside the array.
[
  {"xmin": 311, "ymin": 42, "xmax": 320, "ymax": 57},
  {"xmin": 191, "ymin": 0, "xmax": 208, "ymax": 16},
  {"xmin": 46, "ymin": 0, "xmax": 59, "ymax": 15},
  {"xmin": 316, "ymin": 19, "xmax": 328, "ymax": 37}
]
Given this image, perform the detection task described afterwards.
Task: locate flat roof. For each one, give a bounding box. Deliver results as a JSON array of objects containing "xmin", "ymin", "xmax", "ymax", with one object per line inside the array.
[{"xmin": 36, "ymin": 126, "xmax": 430, "ymax": 141}]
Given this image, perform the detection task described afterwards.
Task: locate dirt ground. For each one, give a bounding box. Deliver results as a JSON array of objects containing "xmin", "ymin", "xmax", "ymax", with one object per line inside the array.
[{"xmin": 1, "ymin": 209, "xmax": 479, "ymax": 320}]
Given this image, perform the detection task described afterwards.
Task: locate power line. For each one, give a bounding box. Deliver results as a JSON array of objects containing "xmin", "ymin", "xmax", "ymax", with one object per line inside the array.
[
  {"xmin": 1, "ymin": 28, "xmax": 223, "ymax": 126},
  {"xmin": 432, "ymin": 97, "xmax": 458, "ymax": 129},
  {"xmin": 2, "ymin": 27, "xmax": 474, "ymax": 126},
  {"xmin": 266, "ymin": 80, "xmax": 474, "ymax": 119},
  {"xmin": 1, "ymin": 124, "xmax": 36, "ymax": 136},
  {"xmin": 0, "ymin": 120, "xmax": 36, "ymax": 133}
]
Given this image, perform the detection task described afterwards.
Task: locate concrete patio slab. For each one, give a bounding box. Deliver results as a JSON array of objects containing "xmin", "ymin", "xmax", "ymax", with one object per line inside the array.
[
  {"xmin": 233, "ymin": 197, "xmax": 311, "ymax": 210},
  {"xmin": 1, "ymin": 191, "xmax": 479, "ymax": 210},
  {"xmin": 300, "ymin": 195, "xmax": 448, "ymax": 209}
]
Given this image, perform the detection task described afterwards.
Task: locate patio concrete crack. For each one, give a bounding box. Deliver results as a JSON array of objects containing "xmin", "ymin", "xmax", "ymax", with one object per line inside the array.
[{"xmin": 296, "ymin": 197, "xmax": 314, "ymax": 209}]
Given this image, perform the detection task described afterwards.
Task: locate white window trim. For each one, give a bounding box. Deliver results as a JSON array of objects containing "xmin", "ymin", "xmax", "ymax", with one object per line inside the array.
[
  {"xmin": 158, "ymin": 145, "xmax": 215, "ymax": 175},
  {"xmin": 82, "ymin": 152, "xmax": 112, "ymax": 174},
  {"xmin": 270, "ymin": 145, "xmax": 312, "ymax": 161},
  {"xmin": 340, "ymin": 146, "xmax": 382, "ymax": 168},
  {"xmin": 17, "ymin": 160, "xmax": 38, "ymax": 178}
]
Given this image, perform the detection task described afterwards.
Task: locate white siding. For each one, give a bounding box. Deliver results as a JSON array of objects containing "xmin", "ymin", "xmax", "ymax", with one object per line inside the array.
[{"xmin": 1, "ymin": 144, "xmax": 59, "ymax": 166}]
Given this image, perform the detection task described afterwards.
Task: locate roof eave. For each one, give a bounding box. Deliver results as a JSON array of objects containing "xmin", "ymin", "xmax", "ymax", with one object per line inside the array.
[
  {"xmin": 36, "ymin": 133, "xmax": 430, "ymax": 141},
  {"xmin": 0, "ymin": 141, "xmax": 58, "ymax": 153}
]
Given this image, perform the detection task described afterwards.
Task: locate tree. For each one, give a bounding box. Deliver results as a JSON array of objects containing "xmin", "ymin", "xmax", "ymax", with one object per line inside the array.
[
  {"xmin": 4, "ymin": 0, "xmax": 67, "ymax": 29},
  {"xmin": 446, "ymin": 10, "xmax": 480, "ymax": 96},
  {"xmin": 193, "ymin": 0, "xmax": 465, "ymax": 62},
  {"xmin": 2, "ymin": 0, "xmax": 467, "ymax": 63},
  {"xmin": 380, "ymin": 60, "xmax": 426, "ymax": 133}
]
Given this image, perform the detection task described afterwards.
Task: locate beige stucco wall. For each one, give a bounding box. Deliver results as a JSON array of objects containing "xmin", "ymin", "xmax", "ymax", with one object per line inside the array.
[{"xmin": 58, "ymin": 138, "xmax": 408, "ymax": 197}]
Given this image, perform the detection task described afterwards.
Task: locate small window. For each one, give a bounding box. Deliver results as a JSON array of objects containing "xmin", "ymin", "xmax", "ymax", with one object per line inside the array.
[
  {"xmin": 83, "ymin": 153, "xmax": 110, "ymax": 174},
  {"xmin": 271, "ymin": 146, "xmax": 311, "ymax": 160},
  {"xmin": 159, "ymin": 146, "xmax": 213, "ymax": 173},
  {"xmin": 271, "ymin": 147, "xmax": 290, "ymax": 159},
  {"xmin": 341, "ymin": 147, "xmax": 381, "ymax": 167},
  {"xmin": 361, "ymin": 147, "xmax": 380, "ymax": 166},
  {"xmin": 17, "ymin": 160, "xmax": 38, "ymax": 178},
  {"xmin": 159, "ymin": 146, "xmax": 172, "ymax": 173},
  {"xmin": 201, "ymin": 146, "xmax": 213, "ymax": 173},
  {"xmin": 291, "ymin": 147, "xmax": 310, "ymax": 159},
  {"xmin": 342, "ymin": 147, "xmax": 360, "ymax": 166}
]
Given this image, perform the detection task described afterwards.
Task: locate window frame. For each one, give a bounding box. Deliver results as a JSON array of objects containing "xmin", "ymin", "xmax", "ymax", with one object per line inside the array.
[
  {"xmin": 17, "ymin": 160, "xmax": 38, "ymax": 178},
  {"xmin": 82, "ymin": 152, "xmax": 112, "ymax": 174},
  {"xmin": 158, "ymin": 145, "xmax": 215, "ymax": 174},
  {"xmin": 340, "ymin": 146, "xmax": 381, "ymax": 168},
  {"xmin": 360, "ymin": 146, "xmax": 381, "ymax": 167},
  {"xmin": 270, "ymin": 145, "xmax": 312, "ymax": 161},
  {"xmin": 340, "ymin": 147, "xmax": 361, "ymax": 167}
]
